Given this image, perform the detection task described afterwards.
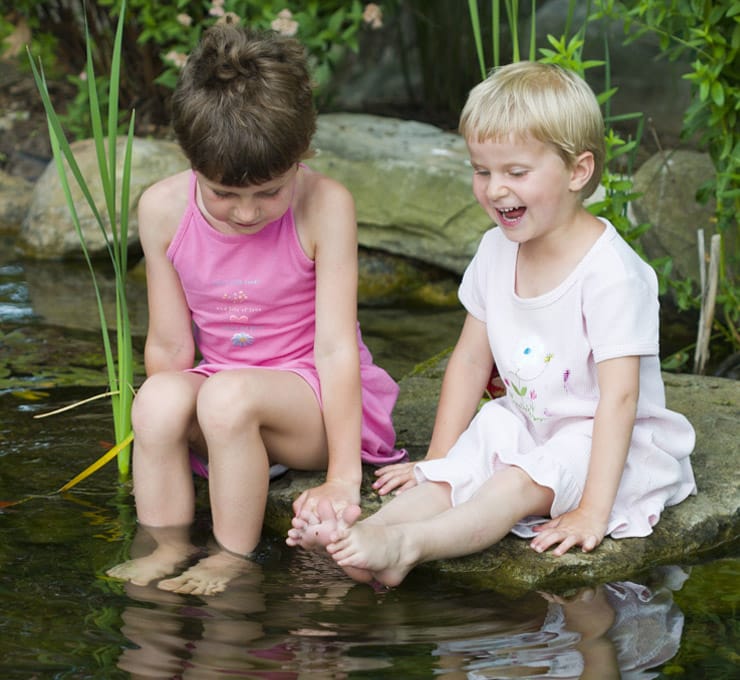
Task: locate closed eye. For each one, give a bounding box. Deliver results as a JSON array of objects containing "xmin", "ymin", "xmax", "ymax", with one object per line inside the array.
[{"xmin": 258, "ymin": 188, "xmax": 281, "ymax": 198}]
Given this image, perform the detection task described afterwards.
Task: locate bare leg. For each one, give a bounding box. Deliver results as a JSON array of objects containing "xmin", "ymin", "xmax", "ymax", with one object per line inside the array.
[
  {"xmin": 328, "ymin": 466, "xmax": 554, "ymax": 586},
  {"xmin": 286, "ymin": 478, "xmax": 453, "ymax": 582},
  {"xmin": 288, "ymin": 466, "xmax": 455, "ymax": 552},
  {"xmin": 129, "ymin": 371, "xmax": 207, "ymax": 526},
  {"xmin": 107, "ymin": 371, "xmax": 205, "ymax": 586},
  {"xmin": 158, "ymin": 368, "xmax": 328, "ymax": 596}
]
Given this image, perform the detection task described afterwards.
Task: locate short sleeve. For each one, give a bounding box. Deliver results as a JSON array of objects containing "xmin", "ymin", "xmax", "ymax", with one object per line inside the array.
[
  {"xmin": 583, "ymin": 239, "xmax": 660, "ymax": 363},
  {"xmin": 458, "ymin": 230, "xmax": 498, "ymax": 321}
]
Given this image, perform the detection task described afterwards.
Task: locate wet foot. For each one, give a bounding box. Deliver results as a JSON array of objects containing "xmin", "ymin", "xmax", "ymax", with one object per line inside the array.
[
  {"xmin": 106, "ymin": 545, "xmax": 197, "ymax": 587},
  {"xmin": 327, "ymin": 522, "xmax": 416, "ymax": 587},
  {"xmin": 157, "ymin": 550, "xmax": 254, "ymax": 596}
]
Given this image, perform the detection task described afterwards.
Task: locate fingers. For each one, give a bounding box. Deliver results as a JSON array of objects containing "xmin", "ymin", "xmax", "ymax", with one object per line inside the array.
[
  {"xmin": 372, "ymin": 462, "xmax": 417, "ymax": 496},
  {"xmin": 530, "ymin": 529, "xmax": 602, "ymax": 556},
  {"xmin": 532, "ymin": 517, "xmax": 560, "ymax": 533},
  {"xmin": 291, "ymin": 489, "xmax": 309, "ymax": 517}
]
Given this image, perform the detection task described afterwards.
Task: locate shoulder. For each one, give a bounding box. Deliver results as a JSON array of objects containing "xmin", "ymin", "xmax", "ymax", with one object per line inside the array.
[
  {"xmin": 139, "ymin": 169, "xmax": 191, "ymax": 214},
  {"xmin": 293, "ymin": 165, "xmax": 356, "ymax": 254},
  {"xmin": 294, "ymin": 164, "xmax": 354, "ymax": 220},
  {"xmin": 138, "ymin": 170, "xmax": 192, "ymax": 253},
  {"xmin": 585, "ymin": 221, "xmax": 657, "ymax": 292}
]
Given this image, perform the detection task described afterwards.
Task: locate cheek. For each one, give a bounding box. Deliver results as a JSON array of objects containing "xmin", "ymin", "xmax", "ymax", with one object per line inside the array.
[
  {"xmin": 471, "ymin": 179, "xmax": 487, "ymax": 204},
  {"xmin": 204, "ymin": 199, "xmax": 229, "ymax": 217}
]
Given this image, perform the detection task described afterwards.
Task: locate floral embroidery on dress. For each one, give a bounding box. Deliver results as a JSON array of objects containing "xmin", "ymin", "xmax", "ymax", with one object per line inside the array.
[{"xmin": 506, "ymin": 335, "xmax": 553, "ymax": 422}]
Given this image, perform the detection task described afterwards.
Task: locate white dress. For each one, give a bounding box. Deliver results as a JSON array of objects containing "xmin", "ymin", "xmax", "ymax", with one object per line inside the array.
[{"xmin": 415, "ymin": 220, "xmax": 696, "ymax": 538}]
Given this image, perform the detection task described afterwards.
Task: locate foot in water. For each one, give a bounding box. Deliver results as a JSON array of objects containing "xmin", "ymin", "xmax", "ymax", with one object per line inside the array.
[
  {"xmin": 157, "ymin": 548, "xmax": 255, "ymax": 596},
  {"xmin": 286, "ymin": 498, "xmax": 362, "ymax": 551},
  {"xmin": 106, "ymin": 540, "xmax": 198, "ymax": 587},
  {"xmin": 327, "ymin": 521, "xmax": 416, "ymax": 587}
]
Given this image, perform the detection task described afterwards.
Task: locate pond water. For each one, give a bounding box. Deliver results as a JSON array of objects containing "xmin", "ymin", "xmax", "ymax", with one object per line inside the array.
[{"xmin": 1, "ymin": 257, "xmax": 738, "ymax": 678}]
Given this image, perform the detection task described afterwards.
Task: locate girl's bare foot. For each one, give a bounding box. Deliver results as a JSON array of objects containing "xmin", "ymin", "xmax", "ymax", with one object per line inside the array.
[
  {"xmin": 327, "ymin": 522, "xmax": 416, "ymax": 587},
  {"xmin": 158, "ymin": 549, "xmax": 255, "ymax": 596},
  {"xmin": 286, "ymin": 498, "xmax": 362, "ymax": 551},
  {"xmin": 106, "ymin": 544, "xmax": 198, "ymax": 587}
]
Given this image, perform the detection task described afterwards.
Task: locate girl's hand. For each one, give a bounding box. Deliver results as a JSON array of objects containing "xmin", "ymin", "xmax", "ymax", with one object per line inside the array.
[
  {"xmin": 291, "ymin": 478, "xmax": 360, "ymax": 519},
  {"xmin": 371, "ymin": 461, "xmax": 418, "ymax": 496},
  {"xmin": 529, "ymin": 508, "xmax": 607, "ymax": 557}
]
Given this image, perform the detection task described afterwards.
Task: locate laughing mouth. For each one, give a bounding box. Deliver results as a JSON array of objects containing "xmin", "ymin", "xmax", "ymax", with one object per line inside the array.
[{"xmin": 497, "ymin": 206, "xmax": 526, "ymax": 225}]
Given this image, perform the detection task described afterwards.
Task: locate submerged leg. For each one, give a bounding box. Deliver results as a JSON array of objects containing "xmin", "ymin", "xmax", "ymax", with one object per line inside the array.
[
  {"xmin": 107, "ymin": 371, "xmax": 205, "ymax": 586},
  {"xmin": 158, "ymin": 368, "xmax": 328, "ymax": 596}
]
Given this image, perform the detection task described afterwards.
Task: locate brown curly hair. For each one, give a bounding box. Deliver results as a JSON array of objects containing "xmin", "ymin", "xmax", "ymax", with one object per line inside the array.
[{"xmin": 171, "ymin": 24, "xmax": 316, "ymax": 187}]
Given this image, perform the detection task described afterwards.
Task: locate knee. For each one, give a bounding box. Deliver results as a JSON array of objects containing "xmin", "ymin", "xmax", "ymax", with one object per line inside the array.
[
  {"xmin": 132, "ymin": 372, "xmax": 196, "ymax": 434},
  {"xmin": 507, "ymin": 466, "xmax": 553, "ymax": 513},
  {"xmin": 196, "ymin": 371, "xmax": 259, "ymax": 436}
]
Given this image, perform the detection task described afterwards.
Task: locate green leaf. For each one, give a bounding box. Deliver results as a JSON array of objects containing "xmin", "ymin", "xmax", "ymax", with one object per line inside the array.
[{"xmin": 711, "ymin": 80, "xmax": 726, "ymax": 106}]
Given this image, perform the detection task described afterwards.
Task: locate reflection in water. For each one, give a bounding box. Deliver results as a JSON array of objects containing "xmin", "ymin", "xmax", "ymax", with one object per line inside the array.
[
  {"xmin": 435, "ymin": 567, "xmax": 687, "ymax": 679},
  {"xmin": 114, "ymin": 524, "xmax": 687, "ymax": 680}
]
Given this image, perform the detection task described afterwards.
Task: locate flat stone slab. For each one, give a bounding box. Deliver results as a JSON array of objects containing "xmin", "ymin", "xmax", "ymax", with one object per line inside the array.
[{"xmin": 266, "ymin": 355, "xmax": 739, "ymax": 594}]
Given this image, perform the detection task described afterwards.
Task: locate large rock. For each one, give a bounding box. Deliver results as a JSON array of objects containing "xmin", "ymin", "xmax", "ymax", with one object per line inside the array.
[
  {"xmin": 632, "ymin": 150, "xmax": 718, "ymax": 282},
  {"xmin": 16, "ymin": 136, "xmax": 188, "ymax": 259},
  {"xmin": 266, "ymin": 354, "xmax": 739, "ymax": 594},
  {"xmin": 311, "ymin": 113, "xmax": 490, "ymax": 274},
  {"xmin": 0, "ymin": 169, "xmax": 33, "ymax": 235}
]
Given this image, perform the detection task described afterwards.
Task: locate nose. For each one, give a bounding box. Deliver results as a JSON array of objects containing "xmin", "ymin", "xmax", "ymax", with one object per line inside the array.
[
  {"xmin": 485, "ymin": 176, "xmax": 508, "ymax": 201},
  {"xmin": 232, "ymin": 198, "xmax": 259, "ymax": 224}
]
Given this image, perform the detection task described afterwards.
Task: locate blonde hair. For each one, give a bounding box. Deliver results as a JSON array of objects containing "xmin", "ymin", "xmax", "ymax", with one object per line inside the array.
[{"xmin": 459, "ymin": 61, "xmax": 605, "ymax": 198}]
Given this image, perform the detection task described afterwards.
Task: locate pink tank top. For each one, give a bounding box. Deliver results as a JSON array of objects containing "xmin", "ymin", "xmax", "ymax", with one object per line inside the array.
[
  {"xmin": 167, "ymin": 173, "xmax": 317, "ymax": 370},
  {"xmin": 166, "ymin": 172, "xmax": 406, "ymax": 464}
]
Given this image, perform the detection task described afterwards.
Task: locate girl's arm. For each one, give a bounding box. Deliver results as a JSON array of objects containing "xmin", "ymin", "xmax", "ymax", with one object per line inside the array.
[
  {"xmin": 530, "ymin": 355, "xmax": 640, "ymax": 556},
  {"xmin": 138, "ymin": 176, "xmax": 195, "ymax": 375},
  {"xmin": 373, "ymin": 313, "xmax": 493, "ymax": 495},
  {"xmin": 292, "ymin": 174, "xmax": 363, "ymax": 516}
]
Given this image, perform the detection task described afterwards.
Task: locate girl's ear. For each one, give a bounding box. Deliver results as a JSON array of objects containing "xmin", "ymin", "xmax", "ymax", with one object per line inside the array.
[{"xmin": 569, "ymin": 151, "xmax": 595, "ymax": 192}]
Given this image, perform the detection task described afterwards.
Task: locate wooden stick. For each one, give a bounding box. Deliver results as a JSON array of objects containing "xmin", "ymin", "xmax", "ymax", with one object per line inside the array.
[
  {"xmin": 694, "ymin": 234, "xmax": 721, "ymax": 374},
  {"xmin": 693, "ymin": 229, "xmax": 706, "ymax": 373}
]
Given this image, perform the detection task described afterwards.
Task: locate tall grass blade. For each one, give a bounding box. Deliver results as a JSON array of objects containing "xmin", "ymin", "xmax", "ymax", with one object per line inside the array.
[
  {"xmin": 493, "ymin": 0, "xmax": 500, "ymax": 67},
  {"xmin": 469, "ymin": 0, "xmax": 487, "ymax": 80},
  {"xmin": 27, "ymin": 0, "xmax": 134, "ymax": 478},
  {"xmin": 528, "ymin": 0, "xmax": 537, "ymax": 61},
  {"xmin": 57, "ymin": 431, "xmax": 134, "ymax": 494}
]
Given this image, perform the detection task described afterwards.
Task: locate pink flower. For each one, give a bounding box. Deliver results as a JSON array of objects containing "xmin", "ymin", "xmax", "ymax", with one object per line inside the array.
[
  {"xmin": 271, "ymin": 9, "xmax": 299, "ymax": 36},
  {"xmin": 176, "ymin": 13, "xmax": 192, "ymax": 27},
  {"xmin": 529, "ymin": 390, "xmax": 537, "ymax": 400},
  {"xmin": 363, "ymin": 3, "xmax": 383, "ymax": 29},
  {"xmin": 165, "ymin": 51, "xmax": 188, "ymax": 69},
  {"xmin": 209, "ymin": 5, "xmax": 225, "ymax": 17}
]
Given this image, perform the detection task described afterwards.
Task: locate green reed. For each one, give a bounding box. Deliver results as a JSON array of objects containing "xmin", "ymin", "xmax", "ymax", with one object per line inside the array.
[
  {"xmin": 28, "ymin": 0, "xmax": 134, "ymax": 477},
  {"xmin": 467, "ymin": 0, "xmax": 538, "ymax": 77}
]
